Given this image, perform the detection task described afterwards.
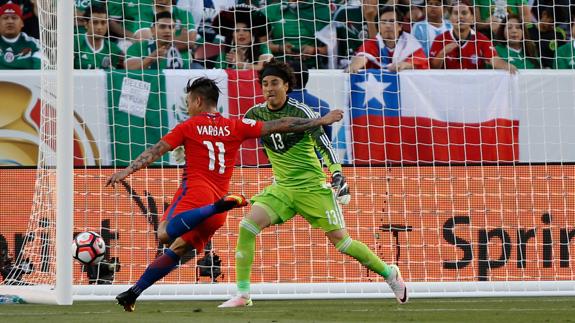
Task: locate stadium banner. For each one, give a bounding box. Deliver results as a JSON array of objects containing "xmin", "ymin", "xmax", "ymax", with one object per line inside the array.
[
  {"xmin": 0, "ymin": 70, "xmax": 110, "ymax": 166},
  {"xmin": 107, "ymin": 70, "xmax": 169, "ymax": 166},
  {"xmin": 349, "ymin": 70, "xmax": 519, "ymax": 164},
  {"xmin": 1, "ymin": 166, "xmax": 574, "ymax": 285},
  {"xmin": 1, "ymin": 71, "xmax": 575, "ymax": 166}
]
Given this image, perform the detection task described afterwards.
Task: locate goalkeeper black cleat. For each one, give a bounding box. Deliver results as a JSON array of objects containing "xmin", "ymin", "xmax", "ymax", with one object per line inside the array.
[{"xmin": 116, "ymin": 288, "xmax": 138, "ymax": 312}]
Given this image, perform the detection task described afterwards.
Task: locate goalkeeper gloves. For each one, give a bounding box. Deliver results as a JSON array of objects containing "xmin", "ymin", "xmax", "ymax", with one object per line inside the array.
[{"xmin": 331, "ymin": 171, "xmax": 351, "ymax": 205}]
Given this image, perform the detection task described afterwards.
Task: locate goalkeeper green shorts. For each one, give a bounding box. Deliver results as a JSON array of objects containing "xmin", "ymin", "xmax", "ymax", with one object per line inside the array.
[{"xmin": 250, "ymin": 183, "xmax": 345, "ymax": 232}]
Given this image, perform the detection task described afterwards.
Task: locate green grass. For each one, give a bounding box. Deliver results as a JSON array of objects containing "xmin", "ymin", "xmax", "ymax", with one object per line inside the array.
[{"xmin": 0, "ymin": 298, "xmax": 574, "ymax": 323}]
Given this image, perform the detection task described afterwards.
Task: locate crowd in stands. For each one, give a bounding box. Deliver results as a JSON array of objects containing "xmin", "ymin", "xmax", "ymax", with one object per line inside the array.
[{"xmin": 0, "ymin": 0, "xmax": 573, "ymax": 71}]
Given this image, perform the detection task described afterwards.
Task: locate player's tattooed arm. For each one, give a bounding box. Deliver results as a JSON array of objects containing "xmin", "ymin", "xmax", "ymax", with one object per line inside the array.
[
  {"xmin": 261, "ymin": 109, "xmax": 344, "ymax": 135},
  {"xmin": 127, "ymin": 140, "xmax": 172, "ymax": 172},
  {"xmin": 105, "ymin": 140, "xmax": 172, "ymax": 187}
]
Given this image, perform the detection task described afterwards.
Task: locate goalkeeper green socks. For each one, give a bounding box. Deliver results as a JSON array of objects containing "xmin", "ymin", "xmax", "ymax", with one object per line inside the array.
[
  {"xmin": 235, "ymin": 218, "xmax": 261, "ymax": 294},
  {"xmin": 336, "ymin": 236, "xmax": 392, "ymax": 279}
]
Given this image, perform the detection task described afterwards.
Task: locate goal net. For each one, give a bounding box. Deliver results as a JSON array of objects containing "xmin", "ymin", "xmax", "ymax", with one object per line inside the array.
[{"xmin": 1, "ymin": 0, "xmax": 575, "ymax": 304}]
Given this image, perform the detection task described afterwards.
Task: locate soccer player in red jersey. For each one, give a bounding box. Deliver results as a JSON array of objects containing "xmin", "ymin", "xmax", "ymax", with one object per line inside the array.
[{"xmin": 106, "ymin": 77, "xmax": 343, "ymax": 311}]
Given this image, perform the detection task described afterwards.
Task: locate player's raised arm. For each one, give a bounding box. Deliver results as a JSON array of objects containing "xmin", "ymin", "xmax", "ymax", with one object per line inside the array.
[
  {"xmin": 105, "ymin": 140, "xmax": 172, "ymax": 187},
  {"xmin": 260, "ymin": 109, "xmax": 344, "ymax": 136}
]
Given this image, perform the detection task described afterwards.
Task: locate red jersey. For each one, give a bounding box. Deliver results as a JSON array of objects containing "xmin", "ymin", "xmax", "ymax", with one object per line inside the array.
[
  {"xmin": 162, "ymin": 113, "xmax": 263, "ymax": 196},
  {"xmin": 429, "ymin": 30, "xmax": 497, "ymax": 69}
]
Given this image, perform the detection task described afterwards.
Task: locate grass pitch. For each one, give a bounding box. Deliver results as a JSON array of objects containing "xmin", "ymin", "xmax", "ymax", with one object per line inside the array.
[{"xmin": 0, "ymin": 297, "xmax": 574, "ymax": 323}]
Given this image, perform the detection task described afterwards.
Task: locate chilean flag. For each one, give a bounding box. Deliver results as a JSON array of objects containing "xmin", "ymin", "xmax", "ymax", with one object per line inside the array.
[{"xmin": 350, "ymin": 70, "xmax": 519, "ymax": 164}]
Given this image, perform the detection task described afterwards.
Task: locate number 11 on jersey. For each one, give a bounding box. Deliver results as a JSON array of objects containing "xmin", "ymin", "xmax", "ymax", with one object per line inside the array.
[{"xmin": 203, "ymin": 141, "xmax": 226, "ymax": 174}]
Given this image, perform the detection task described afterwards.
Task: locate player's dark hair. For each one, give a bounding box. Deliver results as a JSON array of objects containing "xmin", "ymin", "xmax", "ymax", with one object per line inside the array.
[
  {"xmin": 258, "ymin": 59, "xmax": 297, "ymax": 93},
  {"xmin": 83, "ymin": 3, "xmax": 107, "ymax": 19},
  {"xmin": 154, "ymin": 11, "xmax": 173, "ymax": 24},
  {"xmin": 186, "ymin": 77, "xmax": 220, "ymax": 105}
]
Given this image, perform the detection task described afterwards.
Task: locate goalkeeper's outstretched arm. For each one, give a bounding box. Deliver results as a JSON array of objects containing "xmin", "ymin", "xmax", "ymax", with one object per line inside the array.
[
  {"xmin": 260, "ymin": 109, "xmax": 343, "ymax": 136},
  {"xmin": 105, "ymin": 140, "xmax": 172, "ymax": 187}
]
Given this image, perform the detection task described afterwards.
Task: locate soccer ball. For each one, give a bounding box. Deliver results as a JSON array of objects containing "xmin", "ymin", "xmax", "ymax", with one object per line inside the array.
[{"xmin": 72, "ymin": 231, "xmax": 106, "ymax": 265}]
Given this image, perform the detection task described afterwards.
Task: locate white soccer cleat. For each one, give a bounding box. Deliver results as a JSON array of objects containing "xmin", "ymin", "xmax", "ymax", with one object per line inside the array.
[
  {"xmin": 386, "ymin": 264, "xmax": 409, "ymax": 304},
  {"xmin": 218, "ymin": 295, "xmax": 253, "ymax": 308}
]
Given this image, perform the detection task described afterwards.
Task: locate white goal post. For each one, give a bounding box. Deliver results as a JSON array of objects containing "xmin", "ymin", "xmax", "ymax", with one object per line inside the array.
[
  {"xmin": 1, "ymin": 0, "xmax": 575, "ymax": 304},
  {"xmin": 55, "ymin": 0, "xmax": 74, "ymax": 305},
  {"xmin": 0, "ymin": 0, "xmax": 74, "ymax": 305}
]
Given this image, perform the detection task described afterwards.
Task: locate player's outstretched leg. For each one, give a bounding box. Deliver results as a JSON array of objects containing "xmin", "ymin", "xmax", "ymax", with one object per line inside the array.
[
  {"xmin": 116, "ymin": 247, "xmax": 182, "ymax": 312},
  {"xmin": 165, "ymin": 193, "xmax": 248, "ymax": 240},
  {"xmin": 334, "ymin": 235, "xmax": 408, "ymax": 304},
  {"xmin": 116, "ymin": 288, "xmax": 138, "ymax": 312},
  {"xmin": 219, "ymin": 217, "xmax": 261, "ymax": 308}
]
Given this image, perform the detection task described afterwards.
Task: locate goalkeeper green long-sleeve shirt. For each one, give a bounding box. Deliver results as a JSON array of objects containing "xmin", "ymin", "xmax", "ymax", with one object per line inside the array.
[{"xmin": 245, "ymin": 97, "xmax": 342, "ymax": 189}]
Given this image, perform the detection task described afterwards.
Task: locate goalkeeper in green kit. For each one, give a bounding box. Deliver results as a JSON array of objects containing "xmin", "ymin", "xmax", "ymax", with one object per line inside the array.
[{"xmin": 219, "ymin": 60, "xmax": 408, "ymax": 307}]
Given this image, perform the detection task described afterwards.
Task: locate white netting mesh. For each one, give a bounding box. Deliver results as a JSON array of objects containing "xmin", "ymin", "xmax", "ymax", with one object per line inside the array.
[
  {"xmin": 3, "ymin": 0, "xmax": 59, "ymax": 286},
  {"xmin": 1, "ymin": 0, "xmax": 575, "ymax": 301}
]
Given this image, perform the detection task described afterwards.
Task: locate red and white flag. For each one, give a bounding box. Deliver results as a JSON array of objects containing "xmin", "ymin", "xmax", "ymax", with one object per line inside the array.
[
  {"xmin": 398, "ymin": 71, "xmax": 519, "ymax": 163},
  {"xmin": 350, "ymin": 70, "xmax": 519, "ymax": 164}
]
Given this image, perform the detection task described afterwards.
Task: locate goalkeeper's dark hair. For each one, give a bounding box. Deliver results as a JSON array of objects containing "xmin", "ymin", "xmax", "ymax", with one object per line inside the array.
[
  {"xmin": 186, "ymin": 77, "xmax": 220, "ymax": 105},
  {"xmin": 258, "ymin": 59, "xmax": 297, "ymax": 93},
  {"xmin": 83, "ymin": 3, "xmax": 108, "ymax": 19}
]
